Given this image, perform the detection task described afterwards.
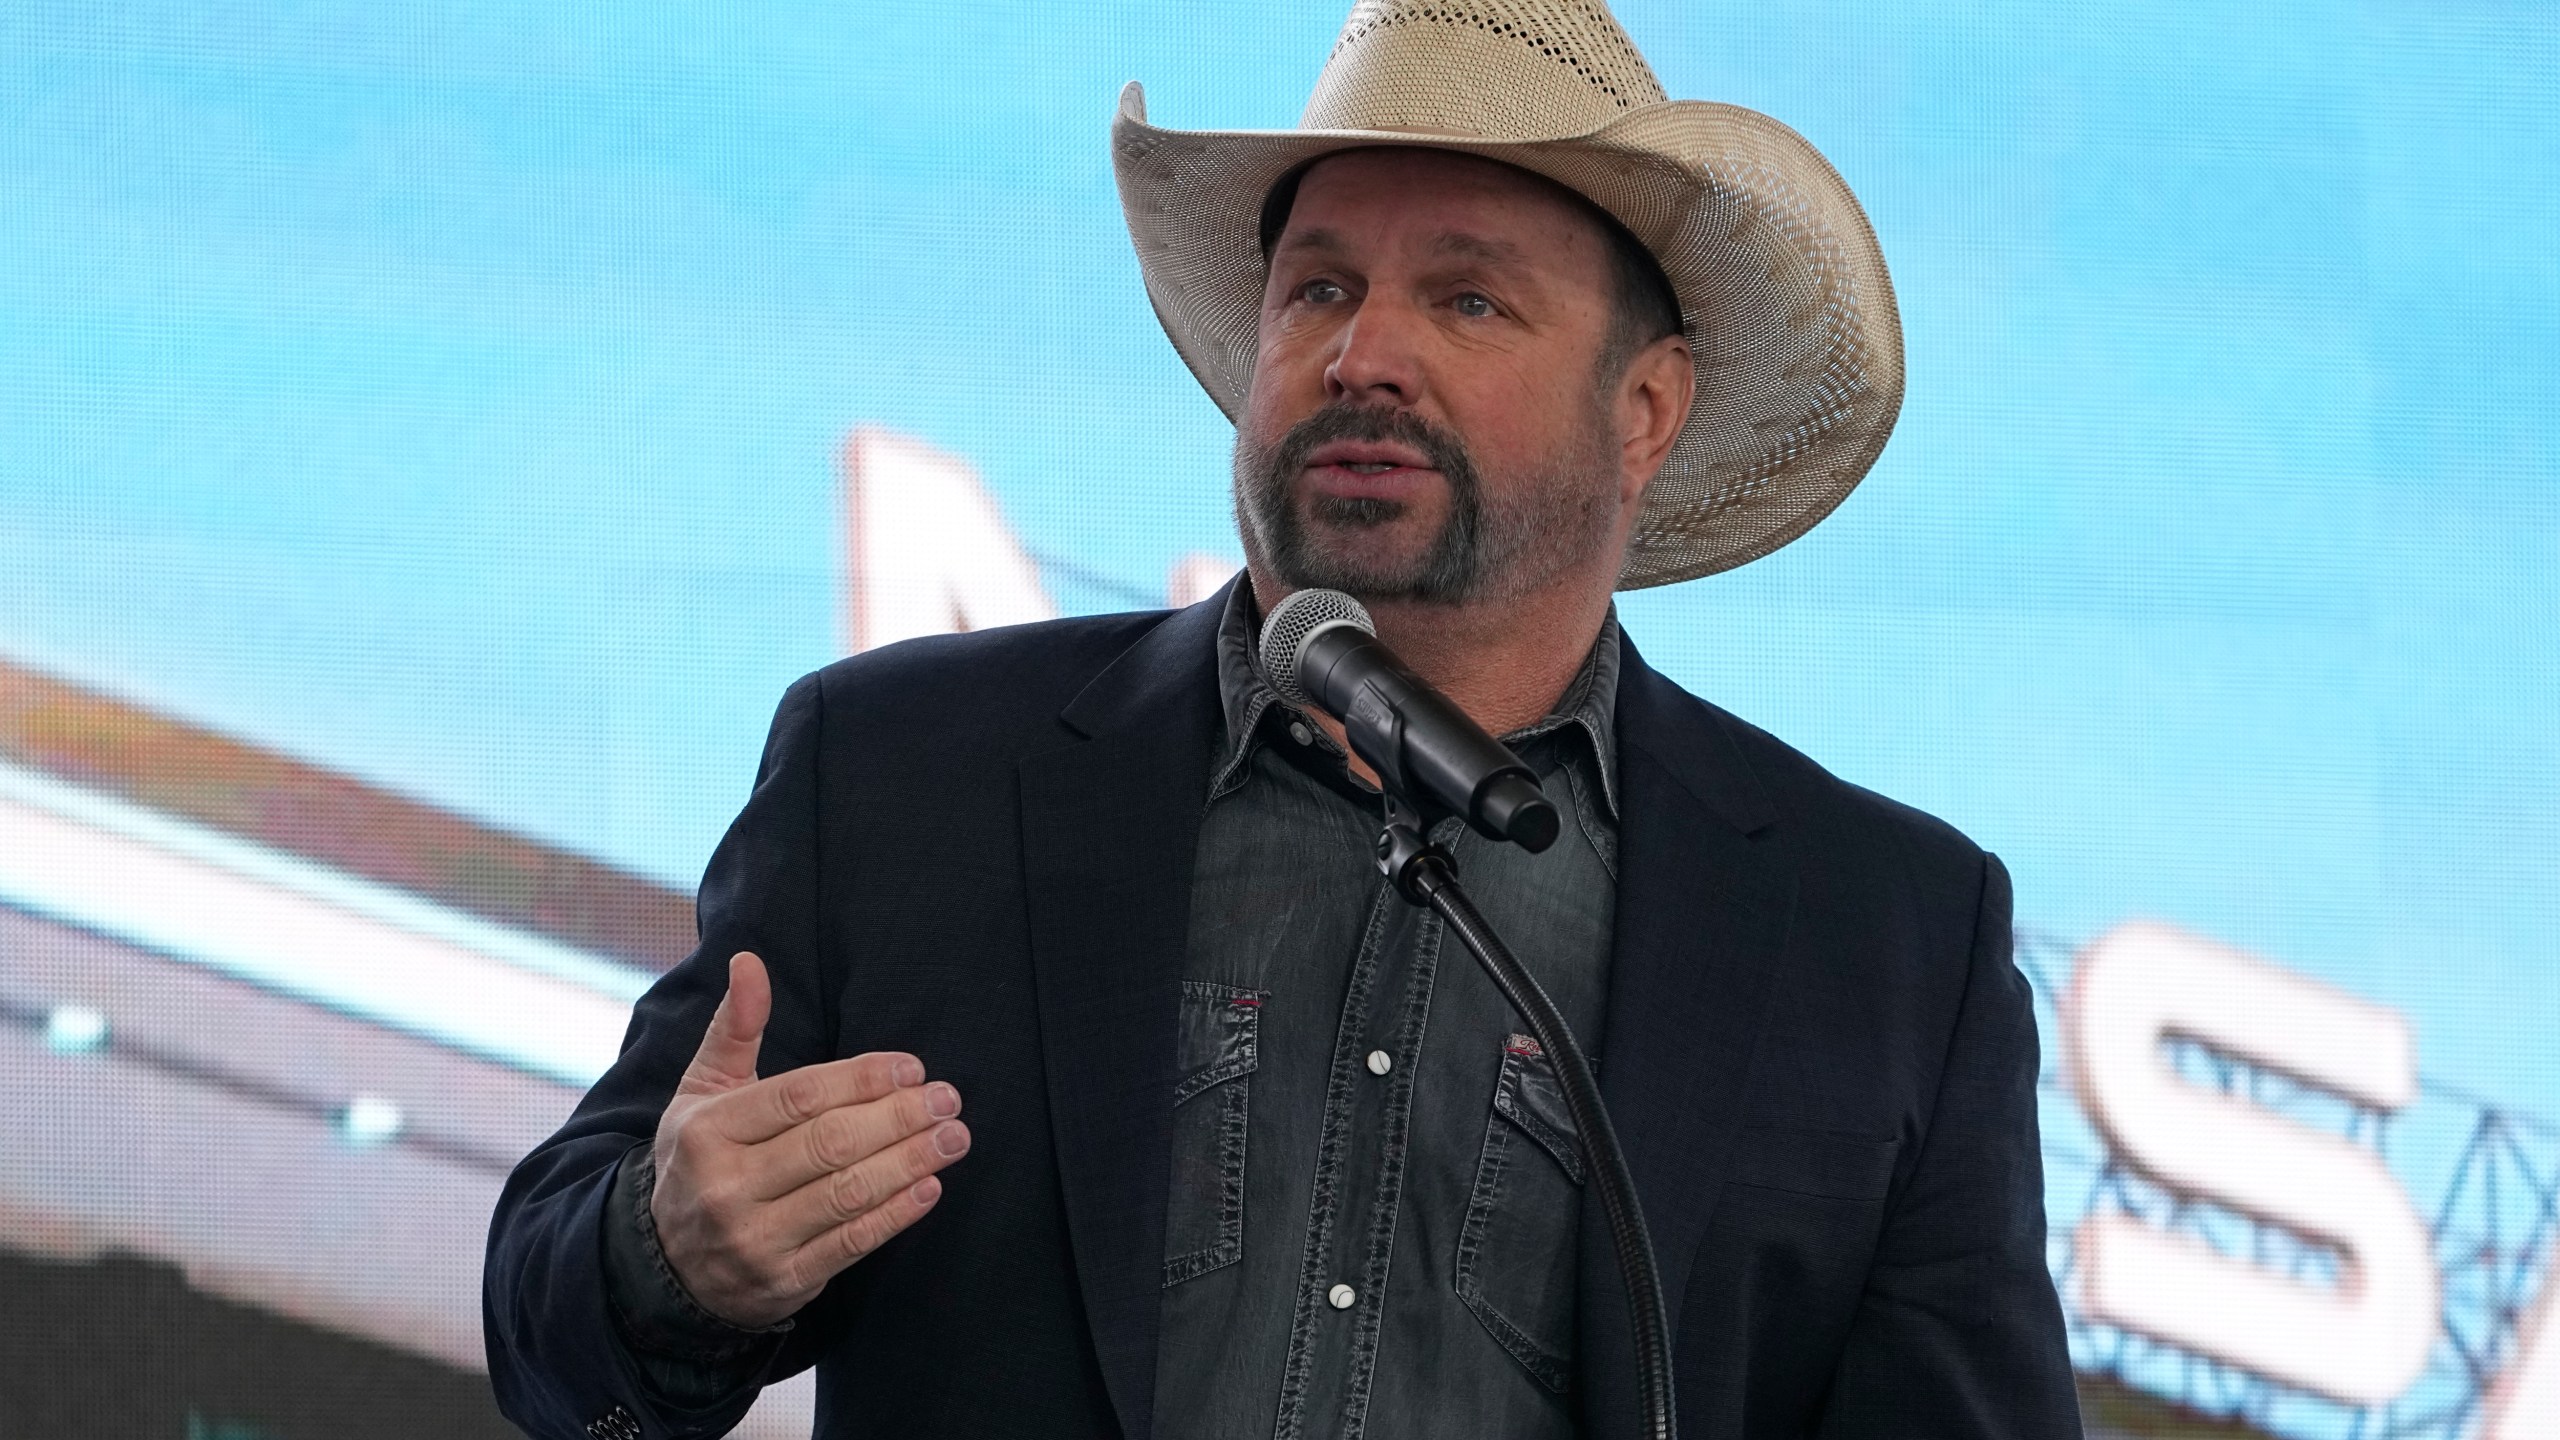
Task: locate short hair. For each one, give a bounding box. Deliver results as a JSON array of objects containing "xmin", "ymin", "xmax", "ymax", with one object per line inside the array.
[{"xmin": 1257, "ymin": 155, "xmax": 1684, "ymax": 381}]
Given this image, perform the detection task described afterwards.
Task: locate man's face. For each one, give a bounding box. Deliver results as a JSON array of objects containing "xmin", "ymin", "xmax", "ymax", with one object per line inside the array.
[{"xmin": 1235, "ymin": 147, "xmax": 1636, "ymax": 606}]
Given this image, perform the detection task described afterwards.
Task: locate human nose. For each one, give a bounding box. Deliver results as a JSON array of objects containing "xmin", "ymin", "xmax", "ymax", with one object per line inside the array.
[{"xmin": 1322, "ymin": 294, "xmax": 1428, "ymax": 407}]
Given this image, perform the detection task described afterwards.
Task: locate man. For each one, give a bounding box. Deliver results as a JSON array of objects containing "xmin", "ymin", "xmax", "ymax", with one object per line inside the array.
[{"xmin": 484, "ymin": 3, "xmax": 2081, "ymax": 1437}]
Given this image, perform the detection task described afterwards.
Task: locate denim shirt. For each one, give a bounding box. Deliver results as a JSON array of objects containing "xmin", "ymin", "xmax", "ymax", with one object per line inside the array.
[
  {"xmin": 1151, "ymin": 585, "xmax": 1619, "ymax": 1440},
  {"xmin": 596, "ymin": 589, "xmax": 1620, "ymax": 1437}
]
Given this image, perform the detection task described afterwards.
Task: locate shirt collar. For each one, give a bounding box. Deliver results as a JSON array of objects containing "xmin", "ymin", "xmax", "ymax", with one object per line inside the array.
[{"xmin": 1208, "ymin": 581, "xmax": 1621, "ymax": 819}]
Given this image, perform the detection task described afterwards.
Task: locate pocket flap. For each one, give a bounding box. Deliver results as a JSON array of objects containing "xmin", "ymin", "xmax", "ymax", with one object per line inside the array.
[
  {"xmin": 1173, "ymin": 982, "xmax": 1264, "ymax": 1106},
  {"xmin": 1493, "ymin": 1035, "xmax": 1585, "ymax": 1185},
  {"xmin": 1731, "ymin": 1127, "xmax": 1900, "ymax": 1200}
]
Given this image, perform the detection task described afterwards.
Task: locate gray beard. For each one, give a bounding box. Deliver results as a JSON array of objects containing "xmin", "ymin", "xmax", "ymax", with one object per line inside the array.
[{"xmin": 1233, "ymin": 401, "xmax": 1617, "ymax": 606}]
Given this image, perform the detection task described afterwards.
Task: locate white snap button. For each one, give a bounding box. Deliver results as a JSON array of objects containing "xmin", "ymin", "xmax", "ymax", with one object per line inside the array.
[
  {"xmin": 1289, "ymin": 721, "xmax": 1314, "ymax": 746},
  {"xmin": 1365, "ymin": 1049, "xmax": 1393, "ymax": 1076},
  {"xmin": 1328, "ymin": 1283, "xmax": 1357, "ymax": 1310}
]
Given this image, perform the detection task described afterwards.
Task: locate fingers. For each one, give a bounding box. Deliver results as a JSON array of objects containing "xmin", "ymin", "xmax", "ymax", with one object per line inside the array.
[
  {"xmin": 770, "ymin": 1123, "xmax": 970, "ymax": 1284},
  {"xmin": 744, "ymin": 1076, "xmax": 961, "ymax": 1200},
  {"xmin": 782, "ymin": 1175, "xmax": 944, "ymax": 1297},
  {"xmin": 677, "ymin": 951, "xmax": 772, "ymax": 1098},
  {"xmin": 714, "ymin": 1050, "xmax": 928, "ymax": 1147},
  {"xmin": 649, "ymin": 1037, "xmax": 968, "ymax": 1322},
  {"xmin": 774, "ymin": 1116, "xmax": 970, "ymax": 1244}
]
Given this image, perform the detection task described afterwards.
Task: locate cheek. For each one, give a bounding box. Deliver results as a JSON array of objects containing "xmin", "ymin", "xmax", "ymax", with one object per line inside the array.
[
  {"xmin": 1242, "ymin": 324, "xmax": 1333, "ymax": 436},
  {"xmin": 1449, "ymin": 373, "xmax": 1595, "ymax": 477},
  {"xmin": 1236, "ymin": 377, "xmax": 1296, "ymax": 460}
]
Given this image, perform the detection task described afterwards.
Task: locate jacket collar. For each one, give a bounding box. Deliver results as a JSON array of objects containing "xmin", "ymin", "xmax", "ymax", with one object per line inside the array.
[{"xmin": 1057, "ymin": 581, "xmax": 1233, "ymax": 743}]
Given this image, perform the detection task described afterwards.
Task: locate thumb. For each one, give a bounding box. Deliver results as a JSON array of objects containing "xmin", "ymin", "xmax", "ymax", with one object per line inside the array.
[{"xmin": 677, "ymin": 950, "xmax": 770, "ymax": 1097}]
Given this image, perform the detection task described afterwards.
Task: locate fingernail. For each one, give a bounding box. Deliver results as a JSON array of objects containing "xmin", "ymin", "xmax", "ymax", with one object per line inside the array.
[
  {"xmin": 893, "ymin": 1058, "xmax": 925, "ymax": 1088},
  {"xmin": 932, "ymin": 1121, "xmax": 970, "ymax": 1157},
  {"xmin": 924, "ymin": 1082, "xmax": 960, "ymax": 1118},
  {"xmin": 912, "ymin": 1176, "xmax": 941, "ymax": 1207}
]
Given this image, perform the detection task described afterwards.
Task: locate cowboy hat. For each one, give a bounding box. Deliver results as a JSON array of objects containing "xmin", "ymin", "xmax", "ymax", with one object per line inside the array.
[{"xmin": 1111, "ymin": 0, "xmax": 1903, "ymax": 589}]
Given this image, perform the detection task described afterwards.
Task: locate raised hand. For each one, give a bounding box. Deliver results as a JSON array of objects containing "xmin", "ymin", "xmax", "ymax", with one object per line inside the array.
[{"xmin": 646, "ymin": 951, "xmax": 969, "ymax": 1329}]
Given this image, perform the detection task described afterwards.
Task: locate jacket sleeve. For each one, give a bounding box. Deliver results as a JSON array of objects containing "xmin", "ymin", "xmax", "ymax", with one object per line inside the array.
[
  {"xmin": 483, "ymin": 672, "xmax": 847, "ymax": 1440},
  {"xmin": 597, "ymin": 1141, "xmax": 793, "ymax": 1403},
  {"xmin": 1811, "ymin": 852, "xmax": 2085, "ymax": 1439}
]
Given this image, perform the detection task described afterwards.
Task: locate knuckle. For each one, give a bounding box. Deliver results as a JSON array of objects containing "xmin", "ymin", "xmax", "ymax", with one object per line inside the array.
[
  {"xmin": 778, "ymin": 1071, "xmax": 826, "ymax": 1124},
  {"xmin": 835, "ymin": 1220, "xmax": 876, "ymax": 1267},
  {"xmin": 892, "ymin": 1132, "xmax": 941, "ymax": 1181},
  {"xmin": 877, "ymin": 1189, "xmax": 930, "ymax": 1239},
  {"xmin": 698, "ymin": 1177, "xmax": 755, "ymax": 1234},
  {"xmin": 772, "ymin": 1253, "xmax": 815, "ymax": 1303},
  {"xmin": 693, "ymin": 1185, "xmax": 738, "ymax": 1234},
  {"xmin": 674, "ymin": 1136, "xmax": 722, "ymax": 1180},
  {"xmin": 806, "ymin": 1237, "xmax": 847, "ymax": 1288},
  {"xmin": 805, "ymin": 1110, "xmax": 858, "ymax": 1172},
  {"xmin": 893, "ymin": 1090, "xmax": 947, "ymax": 1141},
  {"xmin": 829, "ymin": 1163, "xmax": 881, "ymax": 1221},
  {"xmin": 876, "ymin": 1090, "xmax": 922, "ymax": 1137},
  {"xmin": 845, "ymin": 1209, "xmax": 898, "ymax": 1264},
  {"xmin": 743, "ymin": 1242, "xmax": 791, "ymax": 1294}
]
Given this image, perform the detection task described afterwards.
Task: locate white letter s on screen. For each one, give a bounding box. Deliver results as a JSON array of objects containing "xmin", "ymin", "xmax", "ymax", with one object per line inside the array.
[{"xmin": 2065, "ymin": 922, "xmax": 2437, "ymax": 1406}]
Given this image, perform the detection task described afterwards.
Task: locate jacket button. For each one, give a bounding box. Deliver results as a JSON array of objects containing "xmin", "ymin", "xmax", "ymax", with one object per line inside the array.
[
  {"xmin": 1328, "ymin": 1282, "xmax": 1358, "ymax": 1310},
  {"xmin": 1365, "ymin": 1050, "xmax": 1393, "ymax": 1076}
]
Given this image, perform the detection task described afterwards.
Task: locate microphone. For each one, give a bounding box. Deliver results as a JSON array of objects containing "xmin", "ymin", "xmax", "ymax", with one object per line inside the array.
[{"xmin": 1258, "ymin": 588, "xmax": 1561, "ymax": 854}]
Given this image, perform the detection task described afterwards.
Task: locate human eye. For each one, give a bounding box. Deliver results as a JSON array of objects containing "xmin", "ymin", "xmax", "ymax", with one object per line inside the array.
[
  {"xmin": 1299, "ymin": 278, "xmax": 1349, "ymax": 305},
  {"xmin": 1451, "ymin": 291, "xmax": 1499, "ymax": 319}
]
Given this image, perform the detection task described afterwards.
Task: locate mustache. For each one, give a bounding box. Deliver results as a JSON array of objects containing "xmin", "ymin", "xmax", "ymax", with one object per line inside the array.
[{"xmin": 1257, "ymin": 403, "xmax": 1479, "ymax": 494}]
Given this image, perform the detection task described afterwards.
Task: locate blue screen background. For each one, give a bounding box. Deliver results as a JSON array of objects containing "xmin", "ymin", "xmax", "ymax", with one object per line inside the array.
[{"xmin": 0, "ymin": 3, "xmax": 2552, "ymax": 1431}]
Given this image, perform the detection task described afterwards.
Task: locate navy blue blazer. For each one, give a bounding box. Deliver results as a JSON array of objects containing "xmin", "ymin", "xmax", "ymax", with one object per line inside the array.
[{"xmin": 483, "ymin": 589, "xmax": 2081, "ymax": 1439}]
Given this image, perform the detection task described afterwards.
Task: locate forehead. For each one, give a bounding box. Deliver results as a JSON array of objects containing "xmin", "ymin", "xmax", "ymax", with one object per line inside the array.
[{"xmin": 1277, "ymin": 147, "xmax": 1608, "ymax": 261}]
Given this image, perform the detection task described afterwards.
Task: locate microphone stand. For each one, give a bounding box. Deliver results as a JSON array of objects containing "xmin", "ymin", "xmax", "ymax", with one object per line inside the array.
[{"xmin": 1375, "ymin": 790, "xmax": 1677, "ymax": 1440}]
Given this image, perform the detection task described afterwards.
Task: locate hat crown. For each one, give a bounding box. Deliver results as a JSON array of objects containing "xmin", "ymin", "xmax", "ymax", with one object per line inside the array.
[{"xmin": 1299, "ymin": 0, "xmax": 1668, "ymax": 139}]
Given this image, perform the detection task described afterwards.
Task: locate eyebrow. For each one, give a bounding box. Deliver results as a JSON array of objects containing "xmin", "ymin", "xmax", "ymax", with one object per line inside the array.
[
  {"xmin": 1427, "ymin": 232, "xmax": 1527, "ymax": 267},
  {"xmin": 1272, "ymin": 226, "xmax": 1347, "ymax": 260},
  {"xmin": 1269, "ymin": 227, "xmax": 1532, "ymax": 269}
]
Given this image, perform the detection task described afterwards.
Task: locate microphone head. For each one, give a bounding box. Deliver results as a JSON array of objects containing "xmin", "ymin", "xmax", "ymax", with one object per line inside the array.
[{"xmin": 1259, "ymin": 588, "xmax": 1374, "ymax": 711}]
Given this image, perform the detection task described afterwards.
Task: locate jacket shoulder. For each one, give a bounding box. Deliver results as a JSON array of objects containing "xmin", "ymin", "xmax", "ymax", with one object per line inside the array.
[
  {"xmin": 1681, "ymin": 689, "xmax": 1992, "ymax": 893},
  {"xmin": 800, "ymin": 609, "xmax": 1174, "ymax": 742}
]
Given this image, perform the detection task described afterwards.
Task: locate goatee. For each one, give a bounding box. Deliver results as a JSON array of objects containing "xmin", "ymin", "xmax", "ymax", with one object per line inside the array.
[{"xmin": 1233, "ymin": 401, "xmax": 1616, "ymax": 606}]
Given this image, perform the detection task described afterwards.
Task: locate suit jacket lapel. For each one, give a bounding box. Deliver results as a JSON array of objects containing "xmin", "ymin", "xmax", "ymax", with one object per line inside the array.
[
  {"xmin": 1018, "ymin": 591, "xmax": 1228, "ymax": 1440},
  {"xmin": 1579, "ymin": 639, "xmax": 1799, "ymax": 1440}
]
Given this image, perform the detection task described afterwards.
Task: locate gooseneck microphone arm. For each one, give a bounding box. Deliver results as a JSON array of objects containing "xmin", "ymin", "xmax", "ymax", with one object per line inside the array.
[
  {"xmin": 1260, "ymin": 589, "xmax": 1677, "ymax": 1440},
  {"xmin": 1374, "ymin": 799, "xmax": 1677, "ymax": 1440}
]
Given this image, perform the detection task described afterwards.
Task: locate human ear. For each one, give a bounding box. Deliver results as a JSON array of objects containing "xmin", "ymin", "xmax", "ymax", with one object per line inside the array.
[{"xmin": 1615, "ymin": 334, "xmax": 1695, "ymax": 509}]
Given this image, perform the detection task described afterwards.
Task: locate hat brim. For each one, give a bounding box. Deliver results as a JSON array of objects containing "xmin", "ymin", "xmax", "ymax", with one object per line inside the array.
[{"xmin": 1111, "ymin": 81, "xmax": 1903, "ymax": 589}]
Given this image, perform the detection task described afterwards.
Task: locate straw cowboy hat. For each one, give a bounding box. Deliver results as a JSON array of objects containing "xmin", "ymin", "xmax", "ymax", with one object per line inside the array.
[{"xmin": 1112, "ymin": 0, "xmax": 1902, "ymax": 589}]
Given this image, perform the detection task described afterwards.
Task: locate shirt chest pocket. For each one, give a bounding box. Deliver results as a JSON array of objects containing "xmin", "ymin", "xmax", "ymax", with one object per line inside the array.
[
  {"xmin": 1455, "ymin": 1034, "xmax": 1586, "ymax": 1394},
  {"xmin": 1163, "ymin": 982, "xmax": 1263, "ymax": 1288}
]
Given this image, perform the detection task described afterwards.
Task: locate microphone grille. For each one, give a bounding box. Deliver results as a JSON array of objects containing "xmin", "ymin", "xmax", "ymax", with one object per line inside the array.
[{"xmin": 1258, "ymin": 588, "xmax": 1375, "ymax": 710}]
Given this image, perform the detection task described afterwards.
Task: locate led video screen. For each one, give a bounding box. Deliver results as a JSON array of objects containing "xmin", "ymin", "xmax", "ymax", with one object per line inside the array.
[{"xmin": 1, "ymin": 2, "xmax": 2554, "ymax": 1437}]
